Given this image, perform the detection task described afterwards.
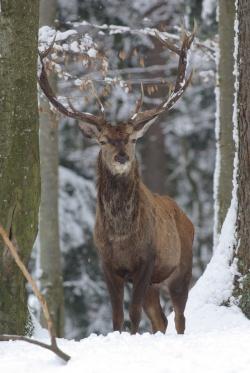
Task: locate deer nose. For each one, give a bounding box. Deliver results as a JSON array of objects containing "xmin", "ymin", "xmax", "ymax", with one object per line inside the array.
[{"xmin": 114, "ymin": 152, "xmax": 129, "ymax": 164}]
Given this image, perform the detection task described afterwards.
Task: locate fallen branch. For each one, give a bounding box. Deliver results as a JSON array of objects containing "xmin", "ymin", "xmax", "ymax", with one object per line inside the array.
[{"xmin": 0, "ymin": 225, "xmax": 70, "ymax": 362}]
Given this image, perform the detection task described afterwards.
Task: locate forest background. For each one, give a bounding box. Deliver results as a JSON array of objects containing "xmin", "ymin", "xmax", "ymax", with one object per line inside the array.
[{"xmin": 32, "ymin": 0, "xmax": 217, "ymax": 339}]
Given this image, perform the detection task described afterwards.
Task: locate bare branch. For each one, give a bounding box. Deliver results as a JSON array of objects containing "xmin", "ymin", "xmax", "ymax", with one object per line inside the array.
[
  {"xmin": 0, "ymin": 335, "xmax": 70, "ymax": 362},
  {"xmin": 0, "ymin": 225, "xmax": 71, "ymax": 362}
]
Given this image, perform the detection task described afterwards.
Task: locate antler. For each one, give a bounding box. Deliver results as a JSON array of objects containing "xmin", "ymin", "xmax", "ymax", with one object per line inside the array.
[
  {"xmin": 38, "ymin": 30, "xmax": 194, "ymax": 135},
  {"xmin": 38, "ymin": 40, "xmax": 105, "ymax": 130},
  {"xmin": 130, "ymin": 30, "xmax": 194, "ymax": 130}
]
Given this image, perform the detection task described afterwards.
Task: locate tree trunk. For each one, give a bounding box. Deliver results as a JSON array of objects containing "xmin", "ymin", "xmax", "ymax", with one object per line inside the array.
[
  {"xmin": 39, "ymin": 0, "xmax": 65, "ymax": 337},
  {"xmin": 214, "ymin": 0, "xmax": 235, "ymax": 242},
  {"xmin": 0, "ymin": 0, "xmax": 40, "ymax": 334},
  {"xmin": 233, "ymin": 0, "xmax": 250, "ymax": 318},
  {"xmin": 140, "ymin": 39, "xmax": 167, "ymax": 195},
  {"xmin": 39, "ymin": 0, "xmax": 57, "ymax": 26},
  {"xmin": 141, "ymin": 123, "xmax": 166, "ymax": 194}
]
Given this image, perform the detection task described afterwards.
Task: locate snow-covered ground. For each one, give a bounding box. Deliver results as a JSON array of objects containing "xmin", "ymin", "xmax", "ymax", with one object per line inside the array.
[
  {"xmin": 2, "ymin": 258, "xmax": 250, "ymax": 373},
  {"xmin": 1, "ymin": 304, "xmax": 250, "ymax": 373},
  {"xmin": 3, "ymin": 181, "xmax": 250, "ymax": 372},
  {"xmin": 18, "ymin": 158, "xmax": 250, "ymax": 372}
]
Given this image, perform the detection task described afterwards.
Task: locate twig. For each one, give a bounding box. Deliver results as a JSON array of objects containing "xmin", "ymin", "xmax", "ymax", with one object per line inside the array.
[
  {"xmin": 0, "ymin": 335, "xmax": 70, "ymax": 361},
  {"xmin": 0, "ymin": 225, "xmax": 71, "ymax": 362}
]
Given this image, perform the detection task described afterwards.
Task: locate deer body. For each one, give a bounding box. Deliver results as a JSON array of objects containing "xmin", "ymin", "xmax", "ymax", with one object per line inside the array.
[
  {"xmin": 39, "ymin": 30, "xmax": 195, "ymax": 334},
  {"xmin": 94, "ymin": 135, "xmax": 194, "ymax": 334},
  {"xmin": 95, "ymin": 155, "xmax": 193, "ymax": 284}
]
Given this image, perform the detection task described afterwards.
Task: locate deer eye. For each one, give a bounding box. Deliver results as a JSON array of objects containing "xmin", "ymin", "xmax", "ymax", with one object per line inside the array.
[{"xmin": 99, "ymin": 140, "xmax": 106, "ymax": 145}]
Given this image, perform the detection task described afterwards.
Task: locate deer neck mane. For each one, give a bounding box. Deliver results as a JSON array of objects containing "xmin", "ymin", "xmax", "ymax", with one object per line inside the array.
[{"xmin": 96, "ymin": 152, "xmax": 140, "ymax": 237}]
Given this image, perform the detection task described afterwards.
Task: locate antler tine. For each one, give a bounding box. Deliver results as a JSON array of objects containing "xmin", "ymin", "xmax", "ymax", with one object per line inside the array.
[
  {"xmin": 154, "ymin": 30, "xmax": 181, "ymax": 55},
  {"xmin": 130, "ymin": 29, "xmax": 194, "ymax": 129},
  {"xmin": 174, "ymin": 32, "xmax": 194, "ymax": 91},
  {"xmin": 161, "ymin": 31, "xmax": 194, "ymax": 111},
  {"xmin": 38, "ymin": 39, "xmax": 105, "ymax": 128},
  {"xmin": 39, "ymin": 33, "xmax": 57, "ymax": 59}
]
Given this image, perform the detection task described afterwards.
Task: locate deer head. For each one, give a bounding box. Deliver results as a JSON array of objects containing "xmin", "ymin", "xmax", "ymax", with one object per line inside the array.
[{"xmin": 38, "ymin": 31, "xmax": 194, "ymax": 175}]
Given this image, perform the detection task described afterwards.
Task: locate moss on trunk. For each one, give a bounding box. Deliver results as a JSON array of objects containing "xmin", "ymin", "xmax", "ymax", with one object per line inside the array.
[{"xmin": 0, "ymin": 0, "xmax": 40, "ymax": 334}]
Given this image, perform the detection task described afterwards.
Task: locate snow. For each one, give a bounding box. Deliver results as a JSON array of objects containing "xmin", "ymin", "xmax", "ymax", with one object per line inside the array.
[
  {"xmin": 69, "ymin": 41, "xmax": 79, "ymax": 53},
  {"xmin": 15, "ymin": 165, "xmax": 250, "ymax": 373},
  {"xmin": 213, "ymin": 0, "xmax": 239, "ymax": 254},
  {"xmin": 87, "ymin": 48, "xmax": 97, "ymax": 58},
  {"xmin": 4, "ymin": 5, "xmax": 248, "ymax": 371},
  {"xmin": 38, "ymin": 27, "xmax": 98, "ymax": 60},
  {"xmin": 59, "ymin": 166, "xmax": 95, "ymax": 253},
  {"xmin": 4, "ymin": 197, "xmax": 250, "ymax": 373},
  {"xmin": 213, "ymin": 40, "xmax": 221, "ymax": 248},
  {"xmin": 39, "ymin": 26, "xmax": 77, "ymax": 44},
  {"xmin": 211, "ymin": 2, "xmax": 224, "ymax": 249},
  {"xmin": 16, "ymin": 146, "xmax": 250, "ymax": 373},
  {"xmin": 187, "ymin": 205, "xmax": 238, "ymax": 314},
  {"xmin": 1, "ymin": 302, "xmax": 250, "ymax": 373},
  {"xmin": 202, "ymin": 0, "xmax": 217, "ymax": 21}
]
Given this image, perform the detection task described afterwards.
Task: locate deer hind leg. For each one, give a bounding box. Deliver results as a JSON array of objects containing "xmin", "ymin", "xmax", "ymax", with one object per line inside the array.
[
  {"xmin": 129, "ymin": 259, "xmax": 154, "ymax": 334},
  {"xmin": 103, "ymin": 264, "xmax": 125, "ymax": 332},
  {"xmin": 168, "ymin": 277, "xmax": 190, "ymax": 334},
  {"xmin": 143, "ymin": 285, "xmax": 168, "ymax": 333}
]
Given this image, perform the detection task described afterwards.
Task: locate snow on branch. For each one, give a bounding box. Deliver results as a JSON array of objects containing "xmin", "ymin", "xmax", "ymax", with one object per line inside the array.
[
  {"xmin": 60, "ymin": 19, "xmax": 216, "ymax": 58},
  {"xmin": 37, "ymin": 21, "xmax": 214, "ymax": 120},
  {"xmin": 38, "ymin": 24, "xmax": 192, "ymax": 102},
  {"xmin": 38, "ymin": 22, "xmax": 215, "ymax": 86}
]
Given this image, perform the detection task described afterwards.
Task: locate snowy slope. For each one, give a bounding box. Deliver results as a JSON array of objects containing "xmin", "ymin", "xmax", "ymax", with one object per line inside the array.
[
  {"xmin": 3, "ymin": 221, "xmax": 250, "ymax": 373},
  {"xmin": 1, "ymin": 307, "xmax": 250, "ymax": 373},
  {"xmin": 4, "ymin": 164, "xmax": 250, "ymax": 372},
  {"xmin": 2, "ymin": 258, "xmax": 250, "ymax": 373}
]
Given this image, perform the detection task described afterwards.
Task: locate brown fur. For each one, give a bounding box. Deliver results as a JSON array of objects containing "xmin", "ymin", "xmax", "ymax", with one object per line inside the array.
[{"xmin": 94, "ymin": 124, "xmax": 194, "ymax": 334}]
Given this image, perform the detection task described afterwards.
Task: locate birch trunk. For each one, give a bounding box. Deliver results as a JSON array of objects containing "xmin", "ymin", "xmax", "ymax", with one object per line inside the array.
[
  {"xmin": 0, "ymin": 0, "xmax": 40, "ymax": 334},
  {"xmin": 39, "ymin": 0, "xmax": 65, "ymax": 337}
]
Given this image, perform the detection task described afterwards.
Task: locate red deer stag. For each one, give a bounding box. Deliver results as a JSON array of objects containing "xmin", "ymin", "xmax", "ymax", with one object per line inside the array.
[{"xmin": 38, "ymin": 30, "xmax": 194, "ymax": 334}]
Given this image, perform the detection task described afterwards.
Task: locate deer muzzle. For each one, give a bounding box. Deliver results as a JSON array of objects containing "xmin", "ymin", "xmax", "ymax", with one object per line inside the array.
[{"xmin": 114, "ymin": 152, "xmax": 129, "ymax": 164}]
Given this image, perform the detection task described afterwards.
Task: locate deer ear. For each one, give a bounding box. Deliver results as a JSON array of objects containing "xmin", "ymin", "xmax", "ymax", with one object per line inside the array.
[
  {"xmin": 78, "ymin": 122, "xmax": 101, "ymax": 139},
  {"xmin": 133, "ymin": 117, "xmax": 158, "ymax": 139}
]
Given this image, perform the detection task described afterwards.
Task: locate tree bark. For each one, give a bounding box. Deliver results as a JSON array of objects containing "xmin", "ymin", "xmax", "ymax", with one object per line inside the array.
[
  {"xmin": 214, "ymin": 0, "xmax": 235, "ymax": 240},
  {"xmin": 234, "ymin": 0, "xmax": 250, "ymax": 318},
  {"xmin": 39, "ymin": 0, "xmax": 65, "ymax": 337},
  {"xmin": 141, "ymin": 123, "xmax": 166, "ymax": 194},
  {"xmin": 0, "ymin": 0, "xmax": 40, "ymax": 334},
  {"xmin": 140, "ymin": 39, "xmax": 167, "ymax": 195},
  {"xmin": 39, "ymin": 0, "xmax": 57, "ymax": 25}
]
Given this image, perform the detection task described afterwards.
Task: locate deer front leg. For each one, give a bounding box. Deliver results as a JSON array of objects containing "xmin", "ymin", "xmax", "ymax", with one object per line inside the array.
[
  {"xmin": 103, "ymin": 263, "xmax": 125, "ymax": 332},
  {"xmin": 130, "ymin": 258, "xmax": 154, "ymax": 334}
]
